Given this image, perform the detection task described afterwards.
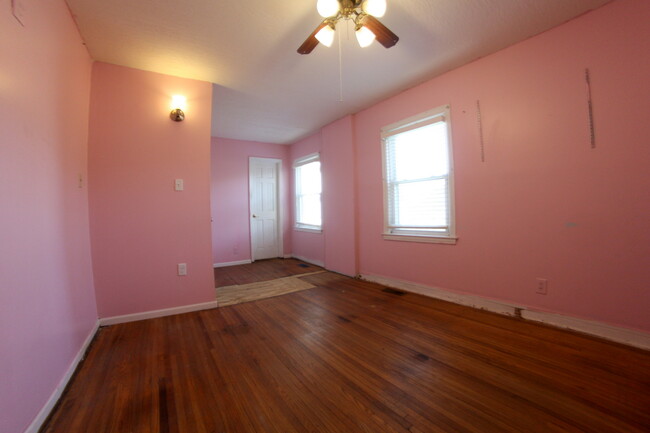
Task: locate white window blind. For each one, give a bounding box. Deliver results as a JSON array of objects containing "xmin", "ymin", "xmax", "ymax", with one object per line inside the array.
[
  {"xmin": 382, "ymin": 105, "xmax": 455, "ymax": 240},
  {"xmin": 294, "ymin": 154, "xmax": 322, "ymax": 230}
]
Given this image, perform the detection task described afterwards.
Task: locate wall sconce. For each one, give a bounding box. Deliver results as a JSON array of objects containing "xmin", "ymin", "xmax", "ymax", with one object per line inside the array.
[{"xmin": 170, "ymin": 95, "xmax": 186, "ymax": 122}]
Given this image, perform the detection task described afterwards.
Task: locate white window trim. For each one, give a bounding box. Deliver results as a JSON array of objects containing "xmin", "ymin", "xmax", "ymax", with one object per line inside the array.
[
  {"xmin": 295, "ymin": 226, "xmax": 322, "ymax": 234},
  {"xmin": 294, "ymin": 153, "xmax": 322, "ymax": 232},
  {"xmin": 293, "ymin": 153, "xmax": 320, "ymax": 167},
  {"xmin": 380, "ymin": 104, "xmax": 457, "ymax": 244},
  {"xmin": 382, "ymin": 233, "xmax": 458, "ymax": 244}
]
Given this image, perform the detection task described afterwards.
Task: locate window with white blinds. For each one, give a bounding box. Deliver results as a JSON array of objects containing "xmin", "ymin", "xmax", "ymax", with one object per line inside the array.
[
  {"xmin": 381, "ymin": 105, "xmax": 456, "ymax": 242},
  {"xmin": 294, "ymin": 153, "xmax": 322, "ymax": 231}
]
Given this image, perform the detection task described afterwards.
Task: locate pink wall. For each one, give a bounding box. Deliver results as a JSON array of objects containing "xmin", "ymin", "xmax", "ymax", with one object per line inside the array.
[
  {"xmin": 0, "ymin": 2, "xmax": 98, "ymax": 432},
  {"xmin": 88, "ymin": 63, "xmax": 214, "ymax": 318},
  {"xmin": 352, "ymin": 0, "xmax": 650, "ymax": 332},
  {"xmin": 322, "ymin": 116, "xmax": 357, "ymax": 276},
  {"xmin": 211, "ymin": 137, "xmax": 291, "ymax": 264},
  {"xmin": 290, "ymin": 133, "xmax": 325, "ymax": 265}
]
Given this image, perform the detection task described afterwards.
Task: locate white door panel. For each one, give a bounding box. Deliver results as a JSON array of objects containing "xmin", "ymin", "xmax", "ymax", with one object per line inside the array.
[{"xmin": 250, "ymin": 158, "xmax": 281, "ymax": 261}]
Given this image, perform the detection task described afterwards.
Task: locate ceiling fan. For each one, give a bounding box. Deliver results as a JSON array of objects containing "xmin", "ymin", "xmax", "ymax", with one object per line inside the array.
[{"xmin": 298, "ymin": 0, "xmax": 399, "ymax": 55}]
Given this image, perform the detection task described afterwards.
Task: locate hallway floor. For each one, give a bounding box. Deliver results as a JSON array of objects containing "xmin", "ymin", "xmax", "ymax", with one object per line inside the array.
[{"xmin": 215, "ymin": 258, "xmax": 324, "ymax": 306}]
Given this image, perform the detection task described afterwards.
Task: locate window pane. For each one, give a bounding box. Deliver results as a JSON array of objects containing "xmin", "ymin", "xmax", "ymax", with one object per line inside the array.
[
  {"xmin": 299, "ymin": 194, "xmax": 322, "ymax": 226},
  {"xmin": 298, "ymin": 162, "xmax": 321, "ymax": 195},
  {"xmin": 295, "ymin": 158, "xmax": 322, "ymax": 228},
  {"xmin": 388, "ymin": 122, "xmax": 448, "ymax": 182},
  {"xmin": 390, "ymin": 178, "xmax": 448, "ymax": 228}
]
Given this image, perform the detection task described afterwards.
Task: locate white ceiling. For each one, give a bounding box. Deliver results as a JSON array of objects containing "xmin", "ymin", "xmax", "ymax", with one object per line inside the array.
[{"xmin": 66, "ymin": 0, "xmax": 610, "ymax": 144}]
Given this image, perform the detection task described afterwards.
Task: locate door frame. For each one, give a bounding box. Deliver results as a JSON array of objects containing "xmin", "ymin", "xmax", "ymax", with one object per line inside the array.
[{"xmin": 248, "ymin": 157, "xmax": 284, "ymax": 262}]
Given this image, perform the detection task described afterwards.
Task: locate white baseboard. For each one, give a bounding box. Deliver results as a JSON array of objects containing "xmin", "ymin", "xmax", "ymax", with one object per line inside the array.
[
  {"xmin": 25, "ymin": 320, "xmax": 100, "ymax": 433},
  {"xmin": 99, "ymin": 300, "xmax": 219, "ymax": 326},
  {"xmin": 360, "ymin": 274, "xmax": 650, "ymax": 350},
  {"xmin": 521, "ymin": 309, "xmax": 650, "ymax": 350},
  {"xmin": 291, "ymin": 254, "xmax": 325, "ymax": 268},
  {"xmin": 213, "ymin": 259, "xmax": 252, "ymax": 268},
  {"xmin": 362, "ymin": 274, "xmax": 520, "ymax": 316}
]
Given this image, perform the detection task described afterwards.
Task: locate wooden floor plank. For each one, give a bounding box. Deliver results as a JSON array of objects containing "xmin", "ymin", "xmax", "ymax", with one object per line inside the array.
[
  {"xmin": 287, "ymin": 286, "xmax": 645, "ymax": 432},
  {"xmin": 295, "ymin": 276, "xmax": 650, "ymax": 426},
  {"xmin": 42, "ymin": 270, "xmax": 650, "ymax": 433}
]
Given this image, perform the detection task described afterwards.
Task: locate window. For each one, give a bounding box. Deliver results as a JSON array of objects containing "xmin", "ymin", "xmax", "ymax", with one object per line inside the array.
[
  {"xmin": 381, "ymin": 105, "xmax": 456, "ymax": 244},
  {"xmin": 294, "ymin": 153, "xmax": 322, "ymax": 231}
]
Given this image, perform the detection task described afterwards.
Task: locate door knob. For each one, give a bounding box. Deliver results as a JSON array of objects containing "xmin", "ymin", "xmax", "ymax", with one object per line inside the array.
[{"xmin": 252, "ymin": 214, "xmax": 257, "ymax": 218}]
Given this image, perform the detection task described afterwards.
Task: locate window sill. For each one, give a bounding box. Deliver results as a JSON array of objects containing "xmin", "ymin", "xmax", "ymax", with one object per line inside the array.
[
  {"xmin": 295, "ymin": 226, "xmax": 323, "ymax": 234},
  {"xmin": 382, "ymin": 233, "xmax": 457, "ymax": 245}
]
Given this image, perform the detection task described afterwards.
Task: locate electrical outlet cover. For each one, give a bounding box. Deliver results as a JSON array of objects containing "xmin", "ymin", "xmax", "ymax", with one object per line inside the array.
[{"xmin": 536, "ymin": 278, "xmax": 548, "ymax": 295}]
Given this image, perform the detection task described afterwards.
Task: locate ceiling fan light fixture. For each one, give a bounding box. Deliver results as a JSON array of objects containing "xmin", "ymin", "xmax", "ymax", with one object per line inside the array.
[
  {"xmin": 317, "ymin": 0, "xmax": 340, "ymax": 18},
  {"xmin": 315, "ymin": 24, "xmax": 336, "ymax": 47},
  {"xmin": 362, "ymin": 0, "xmax": 386, "ymax": 18},
  {"xmin": 355, "ymin": 25, "xmax": 376, "ymax": 48},
  {"xmin": 299, "ymin": 0, "xmax": 397, "ymax": 54}
]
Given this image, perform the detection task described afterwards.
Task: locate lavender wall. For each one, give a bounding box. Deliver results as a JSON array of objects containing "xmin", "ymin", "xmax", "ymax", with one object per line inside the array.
[
  {"xmin": 88, "ymin": 63, "xmax": 214, "ymax": 318},
  {"xmin": 0, "ymin": 2, "xmax": 98, "ymax": 432},
  {"xmin": 211, "ymin": 137, "xmax": 291, "ymax": 265},
  {"xmin": 352, "ymin": 0, "xmax": 650, "ymax": 332}
]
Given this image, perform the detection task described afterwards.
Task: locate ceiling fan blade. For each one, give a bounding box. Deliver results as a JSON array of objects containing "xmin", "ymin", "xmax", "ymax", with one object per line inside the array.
[
  {"xmin": 360, "ymin": 15, "xmax": 399, "ymax": 48},
  {"xmin": 297, "ymin": 21, "xmax": 328, "ymax": 55}
]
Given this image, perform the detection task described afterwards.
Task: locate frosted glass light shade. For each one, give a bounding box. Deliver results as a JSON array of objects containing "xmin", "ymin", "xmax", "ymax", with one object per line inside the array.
[
  {"xmin": 315, "ymin": 25, "xmax": 336, "ymax": 47},
  {"xmin": 362, "ymin": 0, "xmax": 386, "ymax": 17},
  {"xmin": 170, "ymin": 95, "xmax": 187, "ymax": 111},
  {"xmin": 355, "ymin": 26, "xmax": 376, "ymax": 48},
  {"xmin": 317, "ymin": 0, "xmax": 340, "ymax": 17}
]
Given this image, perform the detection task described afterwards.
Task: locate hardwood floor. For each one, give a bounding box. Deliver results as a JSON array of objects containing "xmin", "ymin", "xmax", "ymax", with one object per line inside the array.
[
  {"xmin": 42, "ymin": 272, "xmax": 650, "ymax": 433},
  {"xmin": 214, "ymin": 258, "xmax": 322, "ymax": 287},
  {"xmin": 215, "ymin": 258, "xmax": 325, "ymax": 306}
]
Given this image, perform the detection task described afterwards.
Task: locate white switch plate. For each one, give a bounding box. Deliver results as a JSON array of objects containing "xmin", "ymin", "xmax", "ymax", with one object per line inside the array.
[
  {"xmin": 174, "ymin": 179, "xmax": 184, "ymax": 191},
  {"xmin": 177, "ymin": 263, "xmax": 187, "ymax": 276}
]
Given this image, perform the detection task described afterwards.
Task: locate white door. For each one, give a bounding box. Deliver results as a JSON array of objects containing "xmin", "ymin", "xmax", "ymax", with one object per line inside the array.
[{"xmin": 249, "ymin": 158, "xmax": 282, "ymax": 261}]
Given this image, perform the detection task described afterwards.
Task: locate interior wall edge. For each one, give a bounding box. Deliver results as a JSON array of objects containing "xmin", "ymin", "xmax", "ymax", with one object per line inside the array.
[
  {"xmin": 23, "ymin": 321, "xmax": 100, "ymax": 433},
  {"xmin": 290, "ymin": 254, "xmax": 325, "ymax": 268},
  {"xmin": 98, "ymin": 301, "xmax": 220, "ymax": 326},
  {"xmin": 213, "ymin": 259, "xmax": 253, "ymax": 268}
]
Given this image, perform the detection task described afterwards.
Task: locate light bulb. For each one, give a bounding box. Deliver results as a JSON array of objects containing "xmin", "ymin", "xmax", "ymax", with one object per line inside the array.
[
  {"xmin": 317, "ymin": 0, "xmax": 340, "ymax": 18},
  {"xmin": 315, "ymin": 25, "xmax": 336, "ymax": 48},
  {"xmin": 355, "ymin": 26, "xmax": 376, "ymax": 48},
  {"xmin": 170, "ymin": 95, "xmax": 187, "ymax": 111},
  {"xmin": 362, "ymin": 0, "xmax": 386, "ymax": 17}
]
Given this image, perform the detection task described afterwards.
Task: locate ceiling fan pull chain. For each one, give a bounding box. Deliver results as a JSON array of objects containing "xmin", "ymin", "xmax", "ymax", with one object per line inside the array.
[
  {"xmin": 585, "ymin": 68, "xmax": 596, "ymax": 149},
  {"xmin": 477, "ymin": 100, "xmax": 485, "ymax": 162},
  {"xmin": 339, "ymin": 27, "xmax": 344, "ymax": 102},
  {"xmin": 346, "ymin": 16, "xmax": 351, "ymax": 40}
]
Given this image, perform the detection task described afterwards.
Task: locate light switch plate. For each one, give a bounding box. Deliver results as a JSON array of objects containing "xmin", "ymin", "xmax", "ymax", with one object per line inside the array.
[{"xmin": 174, "ymin": 179, "xmax": 184, "ymax": 191}]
